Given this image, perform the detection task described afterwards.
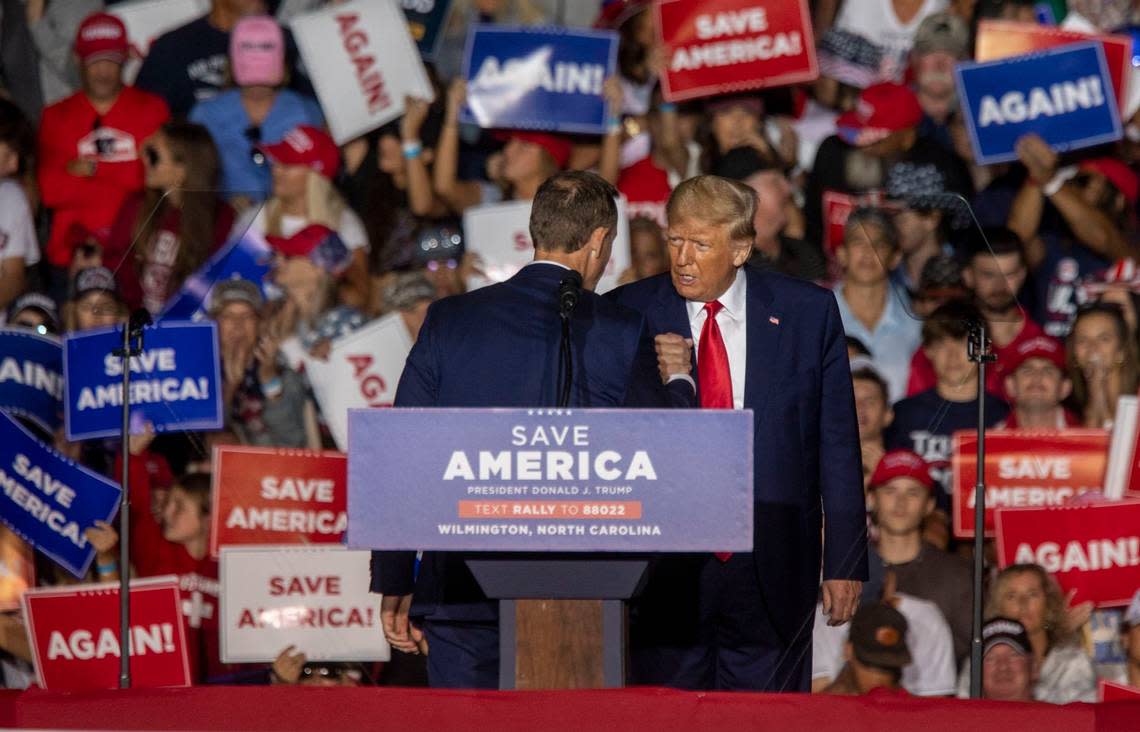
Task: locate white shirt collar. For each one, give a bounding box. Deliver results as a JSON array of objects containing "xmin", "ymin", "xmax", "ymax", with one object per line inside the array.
[
  {"xmin": 528, "ymin": 259, "xmax": 572, "ymax": 271},
  {"xmin": 685, "ymin": 267, "xmax": 747, "ymax": 321}
]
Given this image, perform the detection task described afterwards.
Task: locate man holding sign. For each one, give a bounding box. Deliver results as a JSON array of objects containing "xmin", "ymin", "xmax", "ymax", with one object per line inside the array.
[{"xmin": 372, "ymin": 171, "xmax": 693, "ymax": 689}]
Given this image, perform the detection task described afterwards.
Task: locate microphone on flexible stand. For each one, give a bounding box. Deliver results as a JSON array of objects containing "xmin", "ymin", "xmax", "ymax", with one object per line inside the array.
[
  {"xmin": 558, "ymin": 271, "xmax": 583, "ymax": 319},
  {"xmin": 557, "ymin": 272, "xmax": 582, "ymax": 407}
]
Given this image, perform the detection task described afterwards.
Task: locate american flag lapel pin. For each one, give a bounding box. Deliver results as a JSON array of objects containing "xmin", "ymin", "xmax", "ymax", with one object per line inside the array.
[{"xmin": 769, "ymin": 315, "xmax": 780, "ymax": 326}]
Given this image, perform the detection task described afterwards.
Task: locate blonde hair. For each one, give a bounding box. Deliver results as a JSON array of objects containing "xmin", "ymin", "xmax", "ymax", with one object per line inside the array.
[
  {"xmin": 264, "ymin": 168, "xmax": 345, "ymax": 237},
  {"xmin": 665, "ymin": 175, "xmax": 757, "ymax": 246},
  {"xmin": 985, "ymin": 564, "xmax": 1075, "ymax": 651}
]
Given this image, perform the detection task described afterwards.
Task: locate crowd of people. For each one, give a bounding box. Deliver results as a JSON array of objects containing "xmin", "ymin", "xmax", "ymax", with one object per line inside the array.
[{"xmin": 1, "ymin": 0, "xmax": 1140, "ymax": 699}]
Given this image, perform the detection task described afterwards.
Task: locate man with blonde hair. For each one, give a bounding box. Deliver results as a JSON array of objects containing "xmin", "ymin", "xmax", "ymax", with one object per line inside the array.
[{"xmin": 610, "ymin": 174, "xmax": 867, "ymax": 691}]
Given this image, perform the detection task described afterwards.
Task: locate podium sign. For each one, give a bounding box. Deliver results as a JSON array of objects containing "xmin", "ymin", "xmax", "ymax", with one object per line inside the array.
[{"xmin": 347, "ymin": 408, "xmax": 754, "ymax": 552}]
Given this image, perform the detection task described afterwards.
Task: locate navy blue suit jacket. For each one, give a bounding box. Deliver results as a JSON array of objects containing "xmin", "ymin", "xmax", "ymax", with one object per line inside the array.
[
  {"xmin": 371, "ymin": 263, "xmax": 691, "ymax": 621},
  {"xmin": 608, "ymin": 266, "xmax": 868, "ymax": 643}
]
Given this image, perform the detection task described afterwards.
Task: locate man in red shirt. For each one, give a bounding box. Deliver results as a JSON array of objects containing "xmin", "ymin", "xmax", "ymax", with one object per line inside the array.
[
  {"xmin": 906, "ymin": 227, "xmax": 1042, "ymax": 399},
  {"xmin": 37, "ymin": 13, "xmax": 169, "ymax": 280}
]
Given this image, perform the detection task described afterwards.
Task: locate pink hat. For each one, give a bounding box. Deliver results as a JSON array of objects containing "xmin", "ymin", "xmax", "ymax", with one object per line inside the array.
[
  {"xmin": 75, "ymin": 12, "xmax": 128, "ymax": 66},
  {"xmin": 230, "ymin": 15, "xmax": 285, "ymax": 87}
]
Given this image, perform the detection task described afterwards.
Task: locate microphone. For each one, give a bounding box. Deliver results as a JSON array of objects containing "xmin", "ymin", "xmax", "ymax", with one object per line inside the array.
[{"xmin": 558, "ymin": 271, "xmax": 582, "ymax": 319}]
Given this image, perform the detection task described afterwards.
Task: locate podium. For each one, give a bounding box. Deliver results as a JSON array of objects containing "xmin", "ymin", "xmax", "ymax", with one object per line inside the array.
[{"xmin": 347, "ymin": 408, "xmax": 754, "ymax": 690}]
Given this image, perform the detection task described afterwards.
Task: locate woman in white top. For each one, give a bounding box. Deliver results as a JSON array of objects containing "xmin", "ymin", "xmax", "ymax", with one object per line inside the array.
[{"xmin": 240, "ymin": 125, "xmax": 372, "ymax": 310}]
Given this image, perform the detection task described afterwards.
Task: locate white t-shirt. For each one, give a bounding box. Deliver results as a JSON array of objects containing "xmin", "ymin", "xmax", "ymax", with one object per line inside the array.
[
  {"xmin": 833, "ymin": 0, "xmax": 948, "ymax": 78},
  {"xmin": 0, "ymin": 179, "xmax": 39, "ymax": 266},
  {"xmin": 813, "ymin": 593, "xmax": 957, "ymax": 696},
  {"xmin": 239, "ymin": 205, "xmax": 370, "ymax": 252}
]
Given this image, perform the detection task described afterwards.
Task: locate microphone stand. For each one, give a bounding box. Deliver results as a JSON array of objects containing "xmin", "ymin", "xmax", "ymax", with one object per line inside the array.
[
  {"xmin": 557, "ymin": 274, "xmax": 581, "ymax": 408},
  {"xmin": 114, "ymin": 309, "xmax": 151, "ymax": 689},
  {"xmin": 967, "ymin": 318, "xmax": 995, "ymax": 699}
]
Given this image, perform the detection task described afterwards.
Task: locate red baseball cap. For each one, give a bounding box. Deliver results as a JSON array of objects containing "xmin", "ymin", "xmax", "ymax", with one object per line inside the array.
[
  {"xmin": 869, "ymin": 450, "xmax": 934, "ymax": 492},
  {"xmin": 836, "ymin": 83, "xmax": 923, "ymax": 147},
  {"xmin": 503, "ymin": 131, "xmax": 573, "ymax": 170},
  {"xmin": 259, "ymin": 126, "xmax": 340, "ymax": 179},
  {"xmin": 75, "ymin": 12, "xmax": 129, "ymax": 65},
  {"xmin": 1005, "ymin": 335, "xmax": 1067, "ymax": 374},
  {"xmin": 1080, "ymin": 158, "xmax": 1139, "ymax": 207}
]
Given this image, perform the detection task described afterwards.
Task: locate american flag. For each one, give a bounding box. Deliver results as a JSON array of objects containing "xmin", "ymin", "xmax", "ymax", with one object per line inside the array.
[{"xmin": 769, "ymin": 316, "xmax": 780, "ymax": 326}]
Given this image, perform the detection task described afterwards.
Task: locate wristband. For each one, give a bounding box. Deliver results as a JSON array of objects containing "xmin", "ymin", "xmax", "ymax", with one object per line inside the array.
[
  {"xmin": 402, "ymin": 140, "xmax": 423, "ymax": 159},
  {"xmin": 97, "ymin": 561, "xmax": 118, "ymax": 574},
  {"xmin": 658, "ymin": 102, "xmax": 677, "ymax": 113},
  {"xmin": 260, "ymin": 376, "xmax": 283, "ymax": 399},
  {"xmin": 605, "ymin": 116, "xmax": 623, "ymax": 135},
  {"xmin": 1042, "ymin": 166, "xmax": 1078, "ymax": 197}
]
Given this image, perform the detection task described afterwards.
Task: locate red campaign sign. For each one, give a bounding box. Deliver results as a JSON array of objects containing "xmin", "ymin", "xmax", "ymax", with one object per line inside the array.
[
  {"xmin": 656, "ymin": 0, "xmax": 817, "ymax": 102},
  {"xmin": 22, "ymin": 577, "xmax": 190, "ymax": 691},
  {"xmin": 821, "ymin": 190, "xmax": 892, "ymax": 254},
  {"xmin": 952, "ymin": 429, "xmax": 1109, "ymax": 539},
  {"xmin": 995, "ymin": 500, "xmax": 1140, "ymax": 607},
  {"xmin": 210, "ymin": 446, "xmax": 348, "ymax": 557},
  {"xmin": 1100, "ymin": 680, "xmax": 1140, "ymax": 701},
  {"xmin": 975, "ymin": 20, "xmax": 1132, "ymax": 113}
]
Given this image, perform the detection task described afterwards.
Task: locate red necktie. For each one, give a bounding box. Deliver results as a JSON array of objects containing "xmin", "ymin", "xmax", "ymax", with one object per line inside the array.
[{"xmin": 699, "ymin": 300, "xmax": 734, "ymax": 562}]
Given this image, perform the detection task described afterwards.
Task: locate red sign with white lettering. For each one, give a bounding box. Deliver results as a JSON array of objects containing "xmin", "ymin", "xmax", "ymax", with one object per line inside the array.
[
  {"xmin": 952, "ymin": 429, "xmax": 1109, "ymax": 538},
  {"xmin": 22, "ymin": 577, "xmax": 190, "ymax": 691},
  {"xmin": 209, "ymin": 446, "xmax": 348, "ymax": 557},
  {"xmin": 655, "ymin": 0, "xmax": 817, "ymax": 102},
  {"xmin": 995, "ymin": 500, "xmax": 1140, "ymax": 607}
]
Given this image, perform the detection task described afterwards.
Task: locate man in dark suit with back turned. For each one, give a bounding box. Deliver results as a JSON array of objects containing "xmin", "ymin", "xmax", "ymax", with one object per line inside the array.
[
  {"xmin": 609, "ymin": 175, "xmax": 868, "ymax": 692},
  {"xmin": 371, "ymin": 171, "xmax": 694, "ymax": 689}
]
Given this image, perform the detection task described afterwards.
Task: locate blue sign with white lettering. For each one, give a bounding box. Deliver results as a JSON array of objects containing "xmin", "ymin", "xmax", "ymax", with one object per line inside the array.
[
  {"xmin": 159, "ymin": 230, "xmax": 273, "ymax": 322},
  {"xmin": 63, "ymin": 321, "xmax": 223, "ymax": 441},
  {"xmin": 0, "ymin": 330, "xmax": 63, "ymax": 434},
  {"xmin": 404, "ymin": 0, "xmax": 452, "ymax": 58},
  {"xmin": 347, "ymin": 409, "xmax": 754, "ymax": 552},
  {"xmin": 0, "ymin": 413, "xmax": 120, "ymax": 578},
  {"xmin": 955, "ymin": 41, "xmax": 1122, "ymax": 166},
  {"xmin": 461, "ymin": 25, "xmax": 619, "ymax": 134}
]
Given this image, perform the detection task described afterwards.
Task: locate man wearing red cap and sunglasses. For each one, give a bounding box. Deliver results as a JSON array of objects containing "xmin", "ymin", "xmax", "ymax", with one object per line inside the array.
[{"xmin": 38, "ymin": 12, "xmax": 169, "ymax": 289}]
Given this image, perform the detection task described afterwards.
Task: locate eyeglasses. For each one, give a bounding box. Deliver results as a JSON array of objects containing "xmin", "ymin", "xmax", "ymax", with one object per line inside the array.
[
  {"xmin": 426, "ymin": 258, "xmax": 459, "ymax": 272},
  {"xmin": 246, "ymin": 126, "xmax": 266, "ymax": 166}
]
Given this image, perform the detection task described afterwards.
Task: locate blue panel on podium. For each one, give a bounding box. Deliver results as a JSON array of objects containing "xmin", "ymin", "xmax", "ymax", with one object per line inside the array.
[{"xmin": 347, "ymin": 408, "xmax": 753, "ymax": 552}]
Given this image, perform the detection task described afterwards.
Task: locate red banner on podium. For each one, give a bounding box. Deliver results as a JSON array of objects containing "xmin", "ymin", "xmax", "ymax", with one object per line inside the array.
[
  {"xmin": 995, "ymin": 501, "xmax": 1140, "ymax": 607},
  {"xmin": 210, "ymin": 446, "xmax": 348, "ymax": 557},
  {"xmin": 1100, "ymin": 680, "xmax": 1140, "ymax": 701},
  {"xmin": 952, "ymin": 429, "xmax": 1109, "ymax": 538},
  {"xmin": 22, "ymin": 577, "xmax": 190, "ymax": 691},
  {"xmin": 656, "ymin": 0, "xmax": 817, "ymax": 102},
  {"xmin": 974, "ymin": 20, "xmax": 1132, "ymax": 112}
]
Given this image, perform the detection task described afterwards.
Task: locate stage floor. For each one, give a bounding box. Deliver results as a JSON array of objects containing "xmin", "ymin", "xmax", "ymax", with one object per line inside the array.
[{"xmin": 1, "ymin": 686, "xmax": 1139, "ymax": 731}]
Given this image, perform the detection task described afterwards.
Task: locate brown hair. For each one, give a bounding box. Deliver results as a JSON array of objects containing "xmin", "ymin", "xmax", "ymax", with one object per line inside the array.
[
  {"xmin": 132, "ymin": 122, "xmax": 221, "ymax": 285},
  {"xmin": 665, "ymin": 175, "xmax": 757, "ymax": 246},
  {"xmin": 529, "ymin": 171, "xmax": 618, "ymax": 253},
  {"xmin": 173, "ymin": 472, "xmax": 212, "ymax": 516},
  {"xmin": 985, "ymin": 563, "xmax": 1074, "ymax": 651},
  {"xmin": 921, "ymin": 299, "xmax": 982, "ymax": 346},
  {"xmin": 1066, "ymin": 302, "xmax": 1140, "ymax": 411}
]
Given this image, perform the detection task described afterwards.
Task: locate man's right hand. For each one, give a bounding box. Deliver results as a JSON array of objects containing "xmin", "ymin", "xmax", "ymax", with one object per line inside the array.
[
  {"xmin": 381, "ymin": 594, "xmax": 424, "ymax": 655},
  {"xmin": 654, "ymin": 333, "xmax": 693, "ymax": 384}
]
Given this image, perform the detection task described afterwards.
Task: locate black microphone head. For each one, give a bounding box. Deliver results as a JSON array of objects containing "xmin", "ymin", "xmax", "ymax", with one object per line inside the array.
[{"xmin": 558, "ymin": 271, "xmax": 583, "ymax": 317}]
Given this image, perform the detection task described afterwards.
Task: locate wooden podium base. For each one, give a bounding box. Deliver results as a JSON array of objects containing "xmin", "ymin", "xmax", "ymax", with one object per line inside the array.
[{"xmin": 499, "ymin": 599, "xmax": 626, "ymax": 689}]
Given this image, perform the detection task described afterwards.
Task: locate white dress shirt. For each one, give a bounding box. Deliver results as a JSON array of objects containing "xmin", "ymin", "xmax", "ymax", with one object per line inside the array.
[{"xmin": 685, "ymin": 268, "xmax": 747, "ymax": 410}]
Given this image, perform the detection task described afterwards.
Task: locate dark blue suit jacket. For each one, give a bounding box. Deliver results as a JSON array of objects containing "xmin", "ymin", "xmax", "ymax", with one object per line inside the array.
[
  {"xmin": 608, "ymin": 265, "xmax": 868, "ymax": 643},
  {"xmin": 371, "ymin": 262, "xmax": 691, "ymax": 621}
]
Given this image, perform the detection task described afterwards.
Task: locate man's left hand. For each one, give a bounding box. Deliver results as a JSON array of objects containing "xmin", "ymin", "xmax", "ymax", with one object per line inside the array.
[{"xmin": 821, "ymin": 579, "xmax": 862, "ymax": 626}]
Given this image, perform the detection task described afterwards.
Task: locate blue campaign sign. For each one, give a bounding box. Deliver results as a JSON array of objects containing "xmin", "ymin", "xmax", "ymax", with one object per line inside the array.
[
  {"xmin": 159, "ymin": 230, "xmax": 273, "ymax": 322},
  {"xmin": 0, "ymin": 330, "xmax": 63, "ymax": 434},
  {"xmin": 63, "ymin": 321, "xmax": 223, "ymax": 441},
  {"xmin": 347, "ymin": 409, "xmax": 754, "ymax": 552},
  {"xmin": 461, "ymin": 25, "xmax": 618, "ymax": 134},
  {"xmin": 955, "ymin": 41, "xmax": 1122, "ymax": 166},
  {"xmin": 0, "ymin": 413, "xmax": 120, "ymax": 578},
  {"xmin": 404, "ymin": 0, "xmax": 452, "ymax": 58}
]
